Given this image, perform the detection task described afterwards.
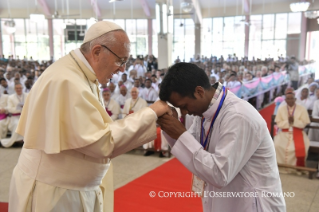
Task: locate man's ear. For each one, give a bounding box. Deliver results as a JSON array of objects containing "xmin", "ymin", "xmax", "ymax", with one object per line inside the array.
[
  {"xmin": 194, "ymin": 86, "xmax": 205, "ymax": 99},
  {"xmin": 91, "ymin": 45, "xmax": 102, "ymax": 61}
]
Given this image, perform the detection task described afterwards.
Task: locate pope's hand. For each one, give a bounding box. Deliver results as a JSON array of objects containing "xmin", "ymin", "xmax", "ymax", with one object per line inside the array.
[
  {"xmin": 157, "ymin": 114, "xmax": 186, "ymax": 140},
  {"xmin": 149, "ymin": 100, "xmax": 172, "ymax": 117}
]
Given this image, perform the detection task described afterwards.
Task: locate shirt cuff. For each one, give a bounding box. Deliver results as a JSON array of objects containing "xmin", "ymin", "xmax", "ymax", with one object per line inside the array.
[{"xmin": 162, "ymin": 131, "xmax": 177, "ymax": 147}]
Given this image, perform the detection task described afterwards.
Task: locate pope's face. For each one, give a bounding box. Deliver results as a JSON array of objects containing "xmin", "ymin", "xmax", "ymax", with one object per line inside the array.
[{"xmin": 93, "ymin": 31, "xmax": 130, "ymax": 84}]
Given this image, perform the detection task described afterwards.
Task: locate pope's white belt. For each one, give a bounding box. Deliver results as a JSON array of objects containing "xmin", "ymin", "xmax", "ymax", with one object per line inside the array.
[{"xmin": 17, "ymin": 147, "xmax": 110, "ymax": 191}]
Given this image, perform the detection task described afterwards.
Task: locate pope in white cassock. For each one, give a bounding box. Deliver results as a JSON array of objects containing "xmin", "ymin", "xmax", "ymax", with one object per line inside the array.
[
  {"xmin": 122, "ymin": 87, "xmax": 148, "ymax": 118},
  {"xmin": 8, "ymin": 21, "xmax": 170, "ymax": 212},
  {"xmin": 157, "ymin": 63, "xmax": 286, "ymax": 212},
  {"xmin": 102, "ymin": 88, "xmax": 121, "ymax": 121},
  {"xmin": 1, "ymin": 84, "xmax": 27, "ymax": 148}
]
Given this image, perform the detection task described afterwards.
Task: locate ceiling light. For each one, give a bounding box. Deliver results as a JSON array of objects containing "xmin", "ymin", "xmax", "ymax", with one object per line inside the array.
[
  {"xmin": 304, "ymin": 11, "xmax": 318, "ymax": 19},
  {"xmin": 290, "ymin": 2, "xmax": 310, "ymax": 12},
  {"xmin": 181, "ymin": 1, "xmax": 193, "ymax": 13}
]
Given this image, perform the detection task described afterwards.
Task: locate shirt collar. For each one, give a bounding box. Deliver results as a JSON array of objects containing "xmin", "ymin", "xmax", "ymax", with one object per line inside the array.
[
  {"xmin": 74, "ymin": 48, "xmax": 95, "ymax": 75},
  {"xmin": 202, "ymin": 82, "xmax": 224, "ymax": 119}
]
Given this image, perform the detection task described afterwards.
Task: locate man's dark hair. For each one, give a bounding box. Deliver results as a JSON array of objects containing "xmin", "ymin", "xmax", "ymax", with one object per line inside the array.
[
  {"xmin": 151, "ymin": 74, "xmax": 156, "ymax": 78},
  {"xmin": 0, "ymin": 78, "xmax": 6, "ymax": 83},
  {"xmin": 145, "ymin": 78, "xmax": 152, "ymax": 82},
  {"xmin": 160, "ymin": 62, "xmax": 211, "ymax": 101}
]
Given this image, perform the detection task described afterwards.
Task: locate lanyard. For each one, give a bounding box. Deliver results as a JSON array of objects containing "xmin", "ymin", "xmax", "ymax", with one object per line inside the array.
[
  {"xmin": 287, "ymin": 104, "xmax": 296, "ymax": 117},
  {"xmin": 200, "ymin": 86, "xmax": 227, "ymax": 150},
  {"xmin": 129, "ymin": 98, "xmax": 139, "ymax": 111}
]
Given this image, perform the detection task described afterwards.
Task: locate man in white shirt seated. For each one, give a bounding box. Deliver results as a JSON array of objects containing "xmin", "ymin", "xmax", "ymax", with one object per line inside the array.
[
  {"xmin": 0, "ymin": 92, "xmax": 9, "ymax": 139},
  {"xmin": 226, "ymin": 73, "xmax": 241, "ymax": 89},
  {"xmin": 210, "ymin": 69, "xmax": 219, "ymax": 81},
  {"xmin": 133, "ymin": 79, "xmax": 144, "ymax": 97},
  {"xmin": 102, "ymin": 88, "xmax": 121, "ymax": 121},
  {"xmin": 140, "ymin": 79, "xmax": 158, "ymax": 105},
  {"xmin": 108, "ymin": 82, "xmax": 119, "ymax": 100},
  {"xmin": 115, "ymin": 85, "xmax": 130, "ymax": 109},
  {"xmin": 0, "ymin": 78, "xmax": 14, "ymax": 95},
  {"xmin": 121, "ymin": 73, "xmax": 133, "ymax": 92},
  {"xmin": 151, "ymin": 74, "xmax": 159, "ymax": 92},
  {"xmin": 1, "ymin": 83, "xmax": 27, "ymax": 148},
  {"xmin": 122, "ymin": 87, "xmax": 147, "ymax": 118}
]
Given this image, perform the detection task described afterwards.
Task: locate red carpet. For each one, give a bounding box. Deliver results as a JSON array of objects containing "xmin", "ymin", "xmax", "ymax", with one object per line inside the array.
[
  {"xmin": 0, "ymin": 203, "xmax": 8, "ymax": 212},
  {"xmin": 114, "ymin": 158, "xmax": 202, "ymax": 212},
  {"xmin": 259, "ymin": 103, "xmax": 275, "ymax": 132}
]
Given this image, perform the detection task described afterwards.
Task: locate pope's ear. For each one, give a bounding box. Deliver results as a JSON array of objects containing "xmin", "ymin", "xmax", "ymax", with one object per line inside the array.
[
  {"xmin": 91, "ymin": 45, "xmax": 102, "ymax": 61},
  {"xmin": 193, "ymin": 86, "xmax": 205, "ymax": 99}
]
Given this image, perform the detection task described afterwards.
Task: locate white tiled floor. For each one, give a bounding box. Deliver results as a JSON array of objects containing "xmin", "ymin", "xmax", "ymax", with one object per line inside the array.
[{"xmin": 0, "ymin": 146, "xmax": 319, "ymax": 212}]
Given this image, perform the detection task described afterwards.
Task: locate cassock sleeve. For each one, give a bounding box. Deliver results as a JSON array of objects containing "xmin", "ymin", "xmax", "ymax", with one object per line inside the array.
[
  {"xmin": 293, "ymin": 106, "xmax": 311, "ymax": 128},
  {"xmin": 169, "ymin": 113, "xmax": 261, "ymax": 189},
  {"xmin": 275, "ymin": 106, "xmax": 289, "ymax": 129},
  {"xmin": 76, "ymin": 107, "xmax": 157, "ymax": 159}
]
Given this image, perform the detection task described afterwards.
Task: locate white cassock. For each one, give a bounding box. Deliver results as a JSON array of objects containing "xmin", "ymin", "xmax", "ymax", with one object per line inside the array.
[
  {"xmin": 123, "ymin": 80, "xmax": 133, "ymax": 92},
  {"xmin": 115, "ymin": 93, "xmax": 131, "ymax": 109},
  {"xmin": 296, "ymin": 96, "xmax": 315, "ymax": 110},
  {"xmin": 122, "ymin": 97, "xmax": 147, "ymax": 118},
  {"xmin": 308, "ymin": 100, "xmax": 319, "ymax": 141},
  {"xmin": 110, "ymin": 91, "xmax": 119, "ymax": 101},
  {"xmin": 104, "ymin": 99, "xmax": 121, "ymax": 121},
  {"xmin": 0, "ymin": 84, "xmax": 14, "ymax": 95},
  {"xmin": 140, "ymin": 87, "xmax": 158, "ymax": 105},
  {"xmin": 1, "ymin": 93, "xmax": 27, "ymax": 148},
  {"xmin": 274, "ymin": 104, "xmax": 310, "ymax": 166},
  {"xmin": 0, "ymin": 94, "xmax": 9, "ymax": 139},
  {"xmin": 163, "ymin": 90, "xmax": 286, "ymax": 212},
  {"xmin": 8, "ymin": 49, "xmax": 157, "ymax": 212}
]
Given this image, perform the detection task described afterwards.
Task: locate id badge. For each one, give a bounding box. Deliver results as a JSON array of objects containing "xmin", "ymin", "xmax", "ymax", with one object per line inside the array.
[
  {"xmin": 191, "ymin": 174, "xmax": 205, "ymax": 197},
  {"xmin": 289, "ymin": 126, "xmax": 293, "ymax": 132}
]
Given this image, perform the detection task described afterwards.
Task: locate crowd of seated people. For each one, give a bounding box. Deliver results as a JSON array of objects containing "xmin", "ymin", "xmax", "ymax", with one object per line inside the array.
[{"xmin": 0, "ymin": 55, "xmax": 52, "ymax": 148}]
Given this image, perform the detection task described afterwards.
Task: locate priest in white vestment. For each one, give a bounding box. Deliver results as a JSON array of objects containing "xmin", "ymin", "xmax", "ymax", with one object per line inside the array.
[
  {"xmin": 1, "ymin": 83, "xmax": 27, "ymax": 148},
  {"xmin": 274, "ymin": 88, "xmax": 310, "ymax": 168},
  {"xmin": 115, "ymin": 85, "xmax": 130, "ymax": 109},
  {"xmin": 0, "ymin": 78, "xmax": 14, "ymax": 95},
  {"xmin": 102, "ymin": 88, "xmax": 121, "ymax": 121},
  {"xmin": 121, "ymin": 73, "xmax": 133, "ymax": 91},
  {"xmin": 308, "ymin": 88, "xmax": 319, "ymax": 141},
  {"xmin": 157, "ymin": 63, "xmax": 286, "ymax": 212},
  {"xmin": 0, "ymin": 92, "xmax": 9, "ymax": 139},
  {"xmin": 8, "ymin": 21, "xmax": 171, "ymax": 212},
  {"xmin": 122, "ymin": 87, "xmax": 147, "ymax": 118},
  {"xmin": 140, "ymin": 78, "xmax": 158, "ymax": 105}
]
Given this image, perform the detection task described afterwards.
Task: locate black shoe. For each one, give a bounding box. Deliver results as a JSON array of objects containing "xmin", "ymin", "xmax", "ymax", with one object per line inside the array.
[
  {"xmin": 159, "ymin": 152, "xmax": 166, "ymax": 158},
  {"xmin": 144, "ymin": 151, "xmax": 155, "ymax": 156}
]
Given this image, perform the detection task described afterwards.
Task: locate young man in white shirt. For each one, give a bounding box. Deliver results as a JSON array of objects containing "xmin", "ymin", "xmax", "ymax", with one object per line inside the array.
[{"xmin": 157, "ymin": 63, "xmax": 285, "ymax": 212}]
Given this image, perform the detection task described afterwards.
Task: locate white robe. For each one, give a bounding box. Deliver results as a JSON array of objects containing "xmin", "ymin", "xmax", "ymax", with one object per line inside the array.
[
  {"xmin": 1, "ymin": 93, "xmax": 27, "ymax": 148},
  {"xmin": 308, "ymin": 100, "xmax": 319, "ymax": 141},
  {"xmin": 122, "ymin": 97, "xmax": 148, "ymax": 119},
  {"xmin": 0, "ymin": 84, "xmax": 14, "ymax": 95},
  {"xmin": 104, "ymin": 99, "xmax": 121, "ymax": 121},
  {"xmin": 163, "ymin": 91, "xmax": 286, "ymax": 212},
  {"xmin": 9, "ymin": 50, "xmax": 157, "ymax": 212},
  {"xmin": 296, "ymin": 96, "xmax": 314, "ymax": 110},
  {"xmin": 115, "ymin": 93, "xmax": 130, "ymax": 109},
  {"xmin": 0, "ymin": 94, "xmax": 9, "ymax": 139},
  {"xmin": 123, "ymin": 80, "xmax": 133, "ymax": 92},
  {"xmin": 274, "ymin": 104, "xmax": 310, "ymax": 166},
  {"xmin": 140, "ymin": 87, "xmax": 158, "ymax": 104}
]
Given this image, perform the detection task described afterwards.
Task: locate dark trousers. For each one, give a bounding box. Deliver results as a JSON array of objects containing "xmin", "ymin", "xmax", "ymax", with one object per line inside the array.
[{"xmin": 291, "ymin": 81, "xmax": 299, "ymax": 90}]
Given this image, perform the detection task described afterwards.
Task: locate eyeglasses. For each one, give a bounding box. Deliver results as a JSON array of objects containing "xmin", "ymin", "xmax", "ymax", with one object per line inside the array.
[{"xmin": 101, "ymin": 45, "xmax": 127, "ymax": 67}]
